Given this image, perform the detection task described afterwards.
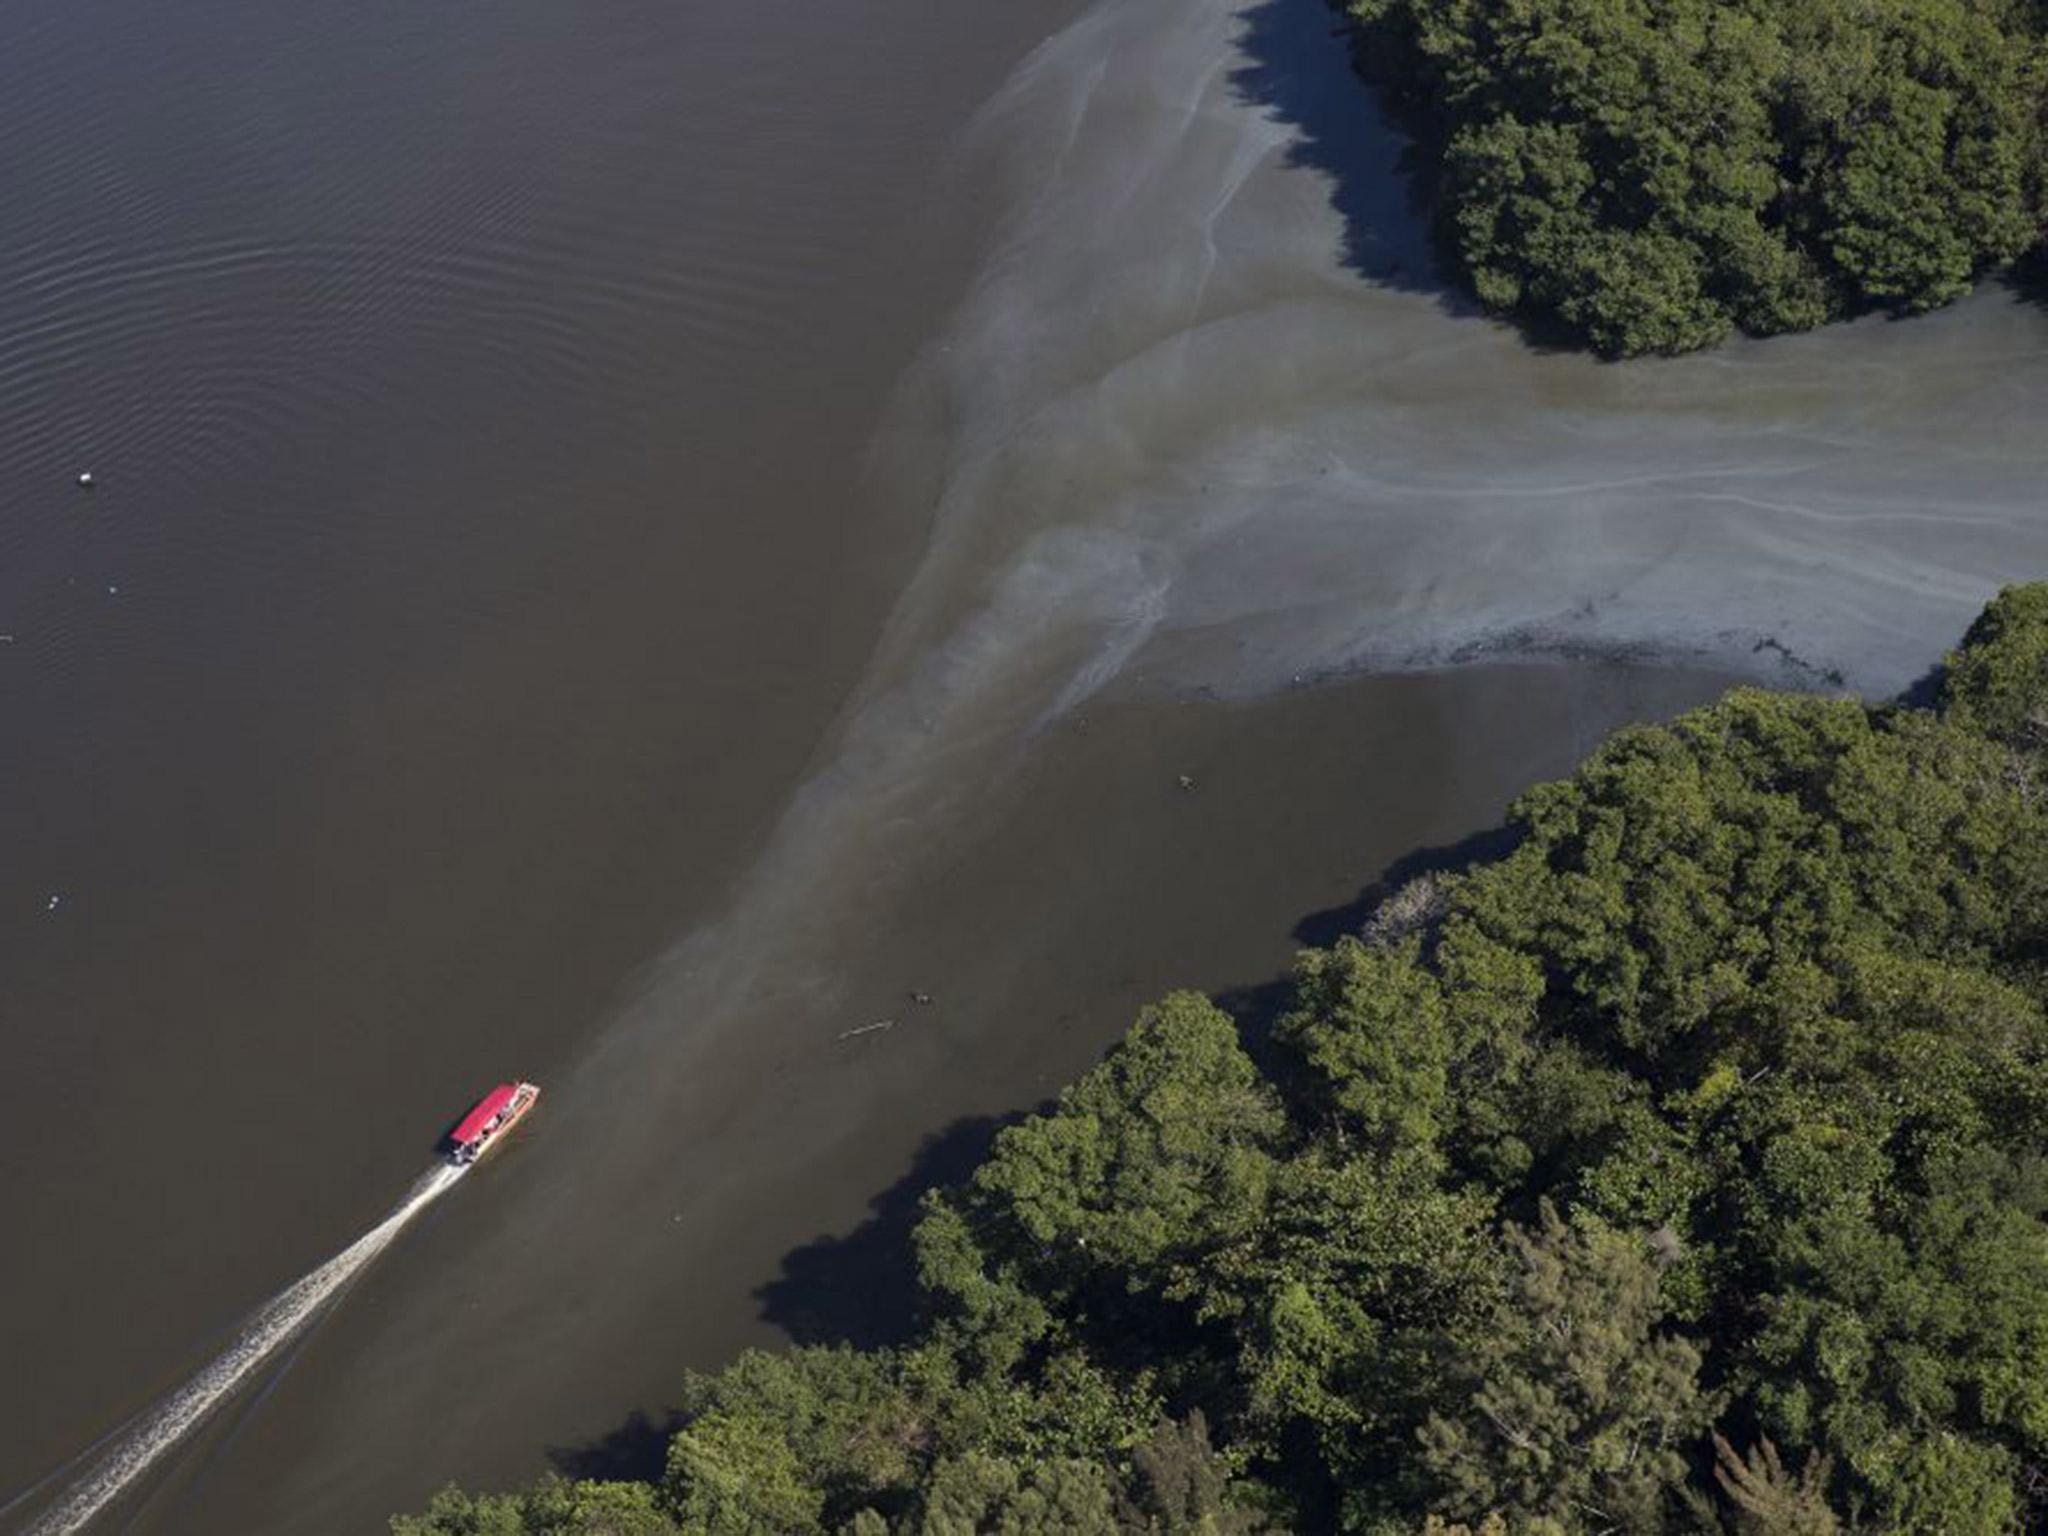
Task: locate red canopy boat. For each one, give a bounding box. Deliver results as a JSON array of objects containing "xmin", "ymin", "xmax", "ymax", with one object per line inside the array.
[{"xmin": 448, "ymin": 1081, "xmax": 539, "ymax": 1165}]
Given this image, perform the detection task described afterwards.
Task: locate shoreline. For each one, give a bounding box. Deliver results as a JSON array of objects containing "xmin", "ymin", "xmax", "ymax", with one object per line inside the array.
[{"xmin": 137, "ymin": 656, "xmax": 1744, "ymax": 1533}]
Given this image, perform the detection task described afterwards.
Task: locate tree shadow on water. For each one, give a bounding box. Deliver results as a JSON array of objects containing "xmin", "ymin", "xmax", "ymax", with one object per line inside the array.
[
  {"xmin": 754, "ymin": 1115, "xmax": 1029, "ymax": 1349},
  {"xmin": 550, "ymin": 1408, "xmax": 686, "ymax": 1484},
  {"xmin": 1228, "ymin": 0, "xmax": 1465, "ymax": 308},
  {"xmin": 2010, "ymin": 251, "xmax": 2048, "ymax": 314},
  {"xmin": 547, "ymin": 1117, "xmax": 1028, "ymax": 1482},
  {"xmin": 1214, "ymin": 820, "xmax": 1522, "ymax": 1078},
  {"xmin": 1294, "ymin": 821, "xmax": 1522, "ymax": 949},
  {"xmin": 1897, "ymin": 659, "xmax": 1948, "ymax": 711},
  {"xmin": 548, "ymin": 824, "xmax": 1527, "ymax": 1485}
]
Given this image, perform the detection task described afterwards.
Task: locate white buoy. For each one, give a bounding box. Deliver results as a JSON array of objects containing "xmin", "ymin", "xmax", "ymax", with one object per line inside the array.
[{"xmin": 76, "ymin": 471, "xmax": 94, "ymax": 489}]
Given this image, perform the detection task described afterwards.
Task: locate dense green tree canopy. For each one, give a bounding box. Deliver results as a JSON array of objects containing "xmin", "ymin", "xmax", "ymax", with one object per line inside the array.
[
  {"xmin": 399, "ymin": 584, "xmax": 2048, "ymax": 1535},
  {"xmin": 1346, "ymin": 0, "xmax": 2048, "ymax": 354}
]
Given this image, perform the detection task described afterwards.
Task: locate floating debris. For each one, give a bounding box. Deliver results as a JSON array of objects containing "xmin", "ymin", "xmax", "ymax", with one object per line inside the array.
[
  {"xmin": 45, "ymin": 894, "xmax": 62, "ymax": 913},
  {"xmin": 77, "ymin": 470, "xmax": 94, "ymax": 490},
  {"xmin": 836, "ymin": 1018, "xmax": 896, "ymax": 1042},
  {"xmin": 909, "ymin": 990, "xmax": 934, "ymax": 1006},
  {"xmin": 1176, "ymin": 774, "xmax": 1197, "ymax": 791}
]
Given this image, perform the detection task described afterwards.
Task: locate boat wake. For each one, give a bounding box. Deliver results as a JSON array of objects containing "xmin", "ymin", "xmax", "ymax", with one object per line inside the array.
[{"xmin": 15, "ymin": 1163, "xmax": 464, "ymax": 1536}]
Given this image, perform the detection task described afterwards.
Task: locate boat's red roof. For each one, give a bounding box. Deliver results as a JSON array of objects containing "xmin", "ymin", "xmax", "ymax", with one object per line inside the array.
[{"xmin": 453, "ymin": 1084, "xmax": 520, "ymax": 1144}]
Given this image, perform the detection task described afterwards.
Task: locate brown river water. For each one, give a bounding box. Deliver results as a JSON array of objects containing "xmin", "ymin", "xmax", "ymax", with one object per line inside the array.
[{"xmin": 3, "ymin": 0, "xmax": 2046, "ymax": 1529}]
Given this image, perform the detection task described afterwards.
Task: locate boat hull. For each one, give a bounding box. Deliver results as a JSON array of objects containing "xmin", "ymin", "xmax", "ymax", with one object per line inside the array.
[{"xmin": 448, "ymin": 1081, "xmax": 540, "ymax": 1166}]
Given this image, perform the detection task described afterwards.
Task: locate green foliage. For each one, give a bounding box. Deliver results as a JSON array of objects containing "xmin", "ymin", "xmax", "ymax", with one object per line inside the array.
[
  {"xmin": 665, "ymin": 1410, "xmax": 823, "ymax": 1535},
  {"xmin": 1118, "ymin": 1412, "xmax": 1270, "ymax": 1534},
  {"xmin": 915, "ymin": 1453, "xmax": 1120, "ymax": 1535},
  {"xmin": 393, "ymin": 1487, "xmax": 533, "ymax": 1536},
  {"xmin": 1418, "ymin": 1205, "xmax": 1709, "ymax": 1533},
  {"xmin": 1418, "ymin": 1519, "xmax": 1510, "ymax": 1536},
  {"xmin": 916, "ymin": 991, "xmax": 1287, "ymax": 1378},
  {"xmin": 1944, "ymin": 580, "xmax": 2048, "ymax": 746},
  {"xmin": 959, "ymin": 991, "xmax": 1286, "ymax": 1278},
  {"xmin": 1284, "ymin": 937, "xmax": 1454, "ymax": 1153},
  {"xmin": 527, "ymin": 1481, "xmax": 681, "ymax": 1536},
  {"xmin": 1710, "ymin": 1432, "xmax": 1838, "ymax": 1536},
  {"xmin": 391, "ymin": 1477, "xmax": 678, "ymax": 1536},
  {"xmin": 1209, "ymin": 1143, "xmax": 1501, "ymax": 1510},
  {"xmin": 401, "ymin": 585, "xmax": 2048, "ymax": 1535},
  {"xmin": 1350, "ymin": 0, "xmax": 2048, "ymax": 354}
]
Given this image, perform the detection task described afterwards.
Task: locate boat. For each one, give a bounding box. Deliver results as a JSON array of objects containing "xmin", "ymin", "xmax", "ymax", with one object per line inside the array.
[{"xmin": 447, "ymin": 1081, "xmax": 540, "ymax": 1166}]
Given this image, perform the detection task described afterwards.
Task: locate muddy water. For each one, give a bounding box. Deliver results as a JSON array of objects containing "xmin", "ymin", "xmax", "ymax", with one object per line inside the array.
[
  {"xmin": 894, "ymin": 0, "xmax": 2048, "ymax": 707},
  {"xmin": 4, "ymin": 0, "xmax": 2047, "ymax": 1528},
  {"xmin": 52, "ymin": 660, "xmax": 1742, "ymax": 1536},
  {"xmin": 0, "ymin": 0, "xmax": 1074, "ymax": 1525}
]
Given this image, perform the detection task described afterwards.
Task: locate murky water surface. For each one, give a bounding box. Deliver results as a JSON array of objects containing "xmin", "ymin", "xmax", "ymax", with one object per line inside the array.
[{"xmin": 3, "ymin": 0, "xmax": 2045, "ymax": 1528}]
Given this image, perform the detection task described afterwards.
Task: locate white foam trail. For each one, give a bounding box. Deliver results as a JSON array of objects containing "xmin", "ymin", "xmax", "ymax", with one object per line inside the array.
[{"xmin": 23, "ymin": 1163, "xmax": 464, "ymax": 1536}]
